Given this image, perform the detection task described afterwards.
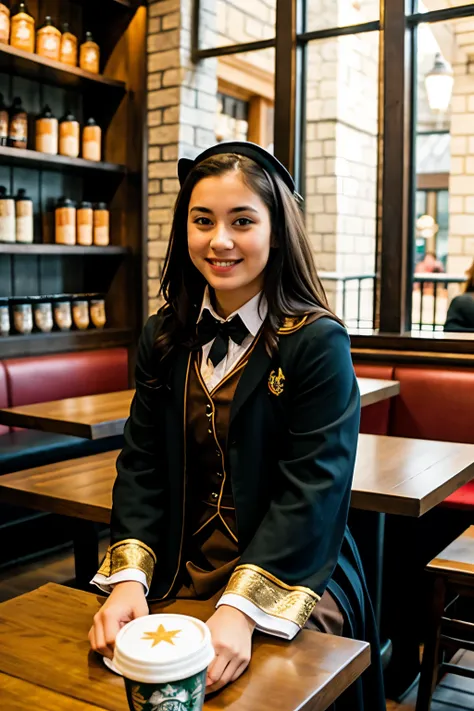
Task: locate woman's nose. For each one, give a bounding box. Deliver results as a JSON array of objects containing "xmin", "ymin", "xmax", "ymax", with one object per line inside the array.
[{"xmin": 210, "ymin": 224, "xmax": 233, "ymax": 249}]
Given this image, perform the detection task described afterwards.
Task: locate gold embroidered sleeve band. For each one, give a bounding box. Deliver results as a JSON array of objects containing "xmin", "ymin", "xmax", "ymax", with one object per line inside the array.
[
  {"xmin": 224, "ymin": 564, "xmax": 320, "ymax": 628},
  {"xmin": 97, "ymin": 539, "xmax": 157, "ymax": 590}
]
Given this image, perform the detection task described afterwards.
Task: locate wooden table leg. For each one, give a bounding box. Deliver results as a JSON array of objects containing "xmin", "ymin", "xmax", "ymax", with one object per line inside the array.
[{"xmin": 71, "ymin": 520, "xmax": 99, "ymax": 590}]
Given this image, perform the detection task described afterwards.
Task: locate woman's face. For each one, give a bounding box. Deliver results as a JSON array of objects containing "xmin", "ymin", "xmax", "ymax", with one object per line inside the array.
[{"xmin": 187, "ymin": 170, "xmax": 272, "ymax": 308}]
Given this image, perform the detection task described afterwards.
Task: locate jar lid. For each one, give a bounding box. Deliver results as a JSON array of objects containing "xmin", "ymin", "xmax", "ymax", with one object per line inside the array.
[
  {"xmin": 49, "ymin": 293, "xmax": 72, "ymax": 302},
  {"xmin": 84, "ymin": 31, "xmax": 95, "ymax": 42},
  {"xmin": 60, "ymin": 111, "xmax": 78, "ymax": 123},
  {"xmin": 37, "ymin": 104, "xmax": 56, "ymax": 120},
  {"xmin": 40, "ymin": 16, "xmax": 55, "ymax": 29},
  {"xmin": 85, "ymin": 117, "xmax": 98, "ymax": 127},
  {"xmin": 94, "ymin": 202, "xmax": 108, "ymax": 210},
  {"xmin": 78, "ymin": 200, "xmax": 93, "ymax": 209},
  {"xmin": 0, "ymin": 186, "xmax": 13, "ymax": 200},
  {"xmin": 10, "ymin": 296, "xmax": 32, "ymax": 305},
  {"xmin": 29, "ymin": 295, "xmax": 52, "ymax": 304},
  {"xmin": 114, "ymin": 614, "xmax": 214, "ymax": 684},
  {"xmin": 56, "ymin": 197, "xmax": 76, "ymax": 208},
  {"xmin": 16, "ymin": 189, "xmax": 32, "ymax": 202},
  {"xmin": 62, "ymin": 22, "xmax": 71, "ymax": 33},
  {"xmin": 11, "ymin": 97, "xmax": 24, "ymax": 111}
]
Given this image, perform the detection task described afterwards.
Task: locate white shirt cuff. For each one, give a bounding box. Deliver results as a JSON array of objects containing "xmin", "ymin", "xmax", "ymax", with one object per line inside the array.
[
  {"xmin": 217, "ymin": 593, "xmax": 300, "ymax": 640},
  {"xmin": 90, "ymin": 568, "xmax": 149, "ymax": 595}
]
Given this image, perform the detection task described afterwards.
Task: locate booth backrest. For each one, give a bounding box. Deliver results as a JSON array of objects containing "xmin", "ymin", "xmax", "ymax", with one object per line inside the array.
[
  {"xmin": 354, "ymin": 363, "xmax": 395, "ymax": 436},
  {"xmin": 2, "ymin": 348, "xmax": 129, "ymax": 409},
  {"xmin": 390, "ymin": 365, "xmax": 474, "ymax": 444},
  {"xmin": 0, "ymin": 363, "xmax": 9, "ymax": 436}
]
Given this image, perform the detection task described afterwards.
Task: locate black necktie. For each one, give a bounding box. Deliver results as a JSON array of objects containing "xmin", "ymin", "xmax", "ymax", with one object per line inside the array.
[{"xmin": 197, "ymin": 309, "xmax": 250, "ymax": 367}]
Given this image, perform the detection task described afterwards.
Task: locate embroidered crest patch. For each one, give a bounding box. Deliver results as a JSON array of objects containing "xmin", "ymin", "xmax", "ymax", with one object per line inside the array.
[{"xmin": 268, "ymin": 368, "xmax": 285, "ymax": 396}]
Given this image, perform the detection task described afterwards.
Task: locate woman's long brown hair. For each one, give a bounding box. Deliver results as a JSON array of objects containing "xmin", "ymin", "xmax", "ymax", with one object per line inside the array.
[
  {"xmin": 465, "ymin": 259, "xmax": 474, "ymax": 293},
  {"xmin": 154, "ymin": 153, "xmax": 340, "ymax": 365}
]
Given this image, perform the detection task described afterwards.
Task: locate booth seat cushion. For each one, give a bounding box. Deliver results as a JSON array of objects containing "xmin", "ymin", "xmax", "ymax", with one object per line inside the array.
[
  {"xmin": 390, "ymin": 366, "xmax": 474, "ymax": 443},
  {"xmin": 0, "ymin": 430, "xmax": 123, "ymax": 475},
  {"xmin": 0, "ymin": 363, "xmax": 9, "ymax": 436},
  {"xmin": 443, "ymin": 481, "xmax": 474, "ymax": 511},
  {"xmin": 4, "ymin": 348, "xmax": 129, "ymax": 408},
  {"xmin": 354, "ymin": 363, "xmax": 395, "ymax": 436}
]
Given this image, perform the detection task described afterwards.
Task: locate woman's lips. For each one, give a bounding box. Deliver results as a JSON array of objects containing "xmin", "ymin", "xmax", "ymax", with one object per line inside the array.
[{"xmin": 205, "ymin": 258, "xmax": 243, "ymax": 274}]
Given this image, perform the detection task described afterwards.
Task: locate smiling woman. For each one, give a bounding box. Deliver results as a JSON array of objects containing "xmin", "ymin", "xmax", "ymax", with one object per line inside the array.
[
  {"xmin": 187, "ymin": 171, "xmax": 271, "ymax": 317},
  {"xmin": 89, "ymin": 141, "xmax": 385, "ymax": 711}
]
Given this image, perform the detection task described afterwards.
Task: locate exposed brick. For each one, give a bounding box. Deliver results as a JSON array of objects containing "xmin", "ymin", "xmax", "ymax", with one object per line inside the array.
[
  {"xmin": 148, "ymin": 87, "xmax": 181, "ymax": 109},
  {"xmin": 148, "ymin": 180, "xmax": 162, "ymax": 195},
  {"xmin": 149, "ymin": 241, "xmax": 171, "ymax": 259},
  {"xmin": 163, "ymin": 179, "xmax": 181, "ymax": 193},
  {"xmin": 163, "ymin": 12, "xmax": 180, "ymax": 30},
  {"xmin": 148, "ymin": 260, "xmax": 161, "ymax": 278},
  {"xmin": 147, "ymin": 110, "xmax": 162, "ymax": 127},
  {"xmin": 149, "ymin": 124, "xmax": 179, "ymax": 145},
  {"xmin": 163, "ymin": 144, "xmax": 179, "ymax": 161},
  {"xmin": 163, "ymin": 106, "xmax": 180, "ymax": 124},
  {"xmin": 148, "ymin": 224, "xmax": 161, "ymax": 240},
  {"xmin": 148, "ymin": 29, "xmax": 179, "ymax": 54},
  {"xmin": 149, "ymin": 162, "xmax": 178, "ymax": 179},
  {"xmin": 149, "ymin": 194, "xmax": 177, "ymax": 209},
  {"xmin": 148, "ymin": 49, "xmax": 180, "ymax": 73},
  {"xmin": 149, "ymin": 208, "xmax": 174, "ymax": 224},
  {"xmin": 148, "ymin": 17, "xmax": 161, "ymax": 34},
  {"xmin": 149, "ymin": 0, "xmax": 180, "ymax": 18},
  {"xmin": 148, "ymin": 73, "xmax": 162, "ymax": 91},
  {"xmin": 149, "ymin": 147, "xmax": 161, "ymax": 162}
]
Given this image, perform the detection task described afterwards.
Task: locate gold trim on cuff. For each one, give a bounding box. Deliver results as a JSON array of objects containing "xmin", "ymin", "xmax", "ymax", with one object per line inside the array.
[
  {"xmin": 97, "ymin": 539, "xmax": 157, "ymax": 590},
  {"xmin": 225, "ymin": 564, "xmax": 320, "ymax": 628}
]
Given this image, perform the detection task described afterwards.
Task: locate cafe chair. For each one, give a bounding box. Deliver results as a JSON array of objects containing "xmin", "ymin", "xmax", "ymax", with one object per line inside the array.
[{"xmin": 416, "ymin": 525, "xmax": 474, "ymax": 711}]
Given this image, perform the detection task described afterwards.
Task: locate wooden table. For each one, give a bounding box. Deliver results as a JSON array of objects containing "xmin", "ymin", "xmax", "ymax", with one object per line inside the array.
[
  {"xmin": 0, "ymin": 583, "xmax": 370, "ymax": 711},
  {"xmin": 1, "ymin": 434, "xmax": 472, "ymax": 524},
  {"xmin": 0, "ymin": 378, "xmax": 399, "ymax": 440}
]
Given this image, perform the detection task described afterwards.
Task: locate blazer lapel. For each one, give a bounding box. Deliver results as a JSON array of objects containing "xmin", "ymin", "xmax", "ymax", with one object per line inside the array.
[{"xmin": 230, "ymin": 334, "xmax": 272, "ymax": 427}]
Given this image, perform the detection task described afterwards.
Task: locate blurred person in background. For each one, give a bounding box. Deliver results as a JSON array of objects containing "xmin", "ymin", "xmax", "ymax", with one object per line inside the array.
[{"xmin": 444, "ymin": 259, "xmax": 474, "ymax": 332}]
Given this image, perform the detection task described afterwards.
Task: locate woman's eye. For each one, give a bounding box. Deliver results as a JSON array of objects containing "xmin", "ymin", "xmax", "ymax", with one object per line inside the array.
[
  {"xmin": 194, "ymin": 217, "xmax": 212, "ymax": 226},
  {"xmin": 234, "ymin": 217, "xmax": 254, "ymax": 227}
]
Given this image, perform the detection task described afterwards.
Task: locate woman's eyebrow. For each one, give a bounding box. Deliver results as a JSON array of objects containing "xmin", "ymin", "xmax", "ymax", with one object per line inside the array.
[{"xmin": 189, "ymin": 205, "xmax": 259, "ymax": 214}]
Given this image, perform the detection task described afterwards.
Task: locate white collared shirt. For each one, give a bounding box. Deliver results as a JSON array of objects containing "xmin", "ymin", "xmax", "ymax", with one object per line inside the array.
[
  {"xmin": 91, "ymin": 290, "xmax": 300, "ymax": 640},
  {"xmin": 198, "ymin": 287, "xmax": 267, "ymax": 391}
]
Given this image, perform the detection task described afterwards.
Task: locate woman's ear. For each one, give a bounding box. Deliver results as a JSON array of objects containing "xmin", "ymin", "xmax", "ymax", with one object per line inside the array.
[{"xmin": 270, "ymin": 232, "xmax": 278, "ymax": 248}]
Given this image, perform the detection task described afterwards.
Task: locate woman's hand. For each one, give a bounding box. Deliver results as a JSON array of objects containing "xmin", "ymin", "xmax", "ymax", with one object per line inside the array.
[
  {"xmin": 205, "ymin": 605, "xmax": 255, "ymax": 693},
  {"xmin": 89, "ymin": 581, "xmax": 149, "ymax": 659}
]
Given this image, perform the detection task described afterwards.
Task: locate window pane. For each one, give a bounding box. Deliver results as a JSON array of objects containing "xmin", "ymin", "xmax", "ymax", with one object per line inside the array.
[
  {"xmin": 215, "ymin": 48, "xmax": 275, "ymax": 148},
  {"xmin": 306, "ymin": 0, "xmax": 379, "ymax": 33},
  {"xmin": 201, "ymin": 0, "xmax": 276, "ymax": 50},
  {"xmin": 304, "ymin": 32, "xmax": 380, "ymax": 330},
  {"xmin": 412, "ymin": 14, "xmax": 474, "ymax": 331}
]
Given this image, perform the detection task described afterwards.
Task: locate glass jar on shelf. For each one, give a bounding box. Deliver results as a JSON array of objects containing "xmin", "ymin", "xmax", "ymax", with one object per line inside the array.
[
  {"xmin": 31, "ymin": 295, "xmax": 54, "ymax": 333},
  {"xmin": 11, "ymin": 296, "xmax": 33, "ymax": 335},
  {"xmin": 71, "ymin": 294, "xmax": 90, "ymax": 330},
  {"xmin": 88, "ymin": 293, "xmax": 106, "ymax": 329},
  {"xmin": 0, "ymin": 296, "xmax": 10, "ymax": 336},
  {"xmin": 51, "ymin": 294, "xmax": 72, "ymax": 331}
]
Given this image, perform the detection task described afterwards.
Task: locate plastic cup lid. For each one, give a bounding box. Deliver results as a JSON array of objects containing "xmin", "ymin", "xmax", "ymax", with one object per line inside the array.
[{"xmin": 113, "ymin": 614, "xmax": 214, "ymax": 684}]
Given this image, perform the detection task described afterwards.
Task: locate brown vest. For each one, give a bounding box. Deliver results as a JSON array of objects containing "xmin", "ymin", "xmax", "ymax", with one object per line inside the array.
[{"xmin": 177, "ymin": 351, "xmax": 249, "ymax": 598}]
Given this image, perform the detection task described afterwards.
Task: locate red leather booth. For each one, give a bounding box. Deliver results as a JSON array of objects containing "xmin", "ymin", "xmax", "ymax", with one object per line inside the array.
[
  {"xmin": 0, "ymin": 348, "xmax": 129, "ymax": 567},
  {"xmin": 354, "ymin": 362, "xmax": 474, "ymax": 511}
]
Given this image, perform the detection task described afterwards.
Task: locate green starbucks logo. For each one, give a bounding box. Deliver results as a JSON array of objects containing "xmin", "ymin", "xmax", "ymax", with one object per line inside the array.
[{"xmin": 128, "ymin": 673, "xmax": 206, "ymax": 711}]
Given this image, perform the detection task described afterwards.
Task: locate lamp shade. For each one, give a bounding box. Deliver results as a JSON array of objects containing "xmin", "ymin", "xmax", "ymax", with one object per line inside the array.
[{"xmin": 425, "ymin": 53, "xmax": 454, "ymax": 112}]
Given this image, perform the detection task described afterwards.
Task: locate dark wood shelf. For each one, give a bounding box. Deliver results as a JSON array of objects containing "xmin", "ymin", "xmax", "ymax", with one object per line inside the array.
[
  {"xmin": 0, "ymin": 146, "xmax": 127, "ymax": 177},
  {"xmin": 0, "ymin": 328, "xmax": 134, "ymax": 358},
  {"xmin": 0, "ymin": 244, "xmax": 128, "ymax": 256},
  {"xmin": 0, "ymin": 43, "xmax": 127, "ymax": 95}
]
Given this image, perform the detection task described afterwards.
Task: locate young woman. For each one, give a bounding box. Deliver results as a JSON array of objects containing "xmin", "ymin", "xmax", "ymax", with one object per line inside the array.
[
  {"xmin": 444, "ymin": 258, "xmax": 474, "ymax": 332},
  {"xmin": 89, "ymin": 142, "xmax": 384, "ymax": 710}
]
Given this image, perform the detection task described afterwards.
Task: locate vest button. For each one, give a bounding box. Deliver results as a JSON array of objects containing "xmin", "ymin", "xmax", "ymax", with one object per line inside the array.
[
  {"xmin": 217, "ymin": 472, "xmax": 223, "ymax": 478},
  {"xmin": 215, "ymin": 450, "xmax": 220, "ymax": 456},
  {"xmin": 208, "ymin": 429, "xmax": 212, "ymax": 434},
  {"xmin": 211, "ymin": 492, "xmax": 218, "ymax": 500}
]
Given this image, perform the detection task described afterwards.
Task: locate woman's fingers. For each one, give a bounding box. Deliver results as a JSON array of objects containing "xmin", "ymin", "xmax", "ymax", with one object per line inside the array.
[
  {"xmin": 91, "ymin": 612, "xmax": 114, "ymax": 659},
  {"xmin": 101, "ymin": 609, "xmax": 122, "ymax": 657},
  {"xmin": 206, "ymin": 653, "xmax": 230, "ymax": 686}
]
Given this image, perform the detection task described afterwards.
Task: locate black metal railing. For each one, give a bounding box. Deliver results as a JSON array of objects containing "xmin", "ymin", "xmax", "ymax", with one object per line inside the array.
[
  {"xmin": 319, "ymin": 273, "xmax": 376, "ymax": 329},
  {"xmin": 412, "ymin": 274, "xmax": 466, "ymax": 332},
  {"xmin": 319, "ymin": 272, "xmax": 467, "ymax": 331}
]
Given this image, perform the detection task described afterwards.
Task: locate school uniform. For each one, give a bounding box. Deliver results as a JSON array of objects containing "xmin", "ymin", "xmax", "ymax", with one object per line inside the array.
[
  {"xmin": 93, "ymin": 290, "xmax": 385, "ymax": 711},
  {"xmin": 444, "ymin": 293, "xmax": 474, "ymax": 332}
]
